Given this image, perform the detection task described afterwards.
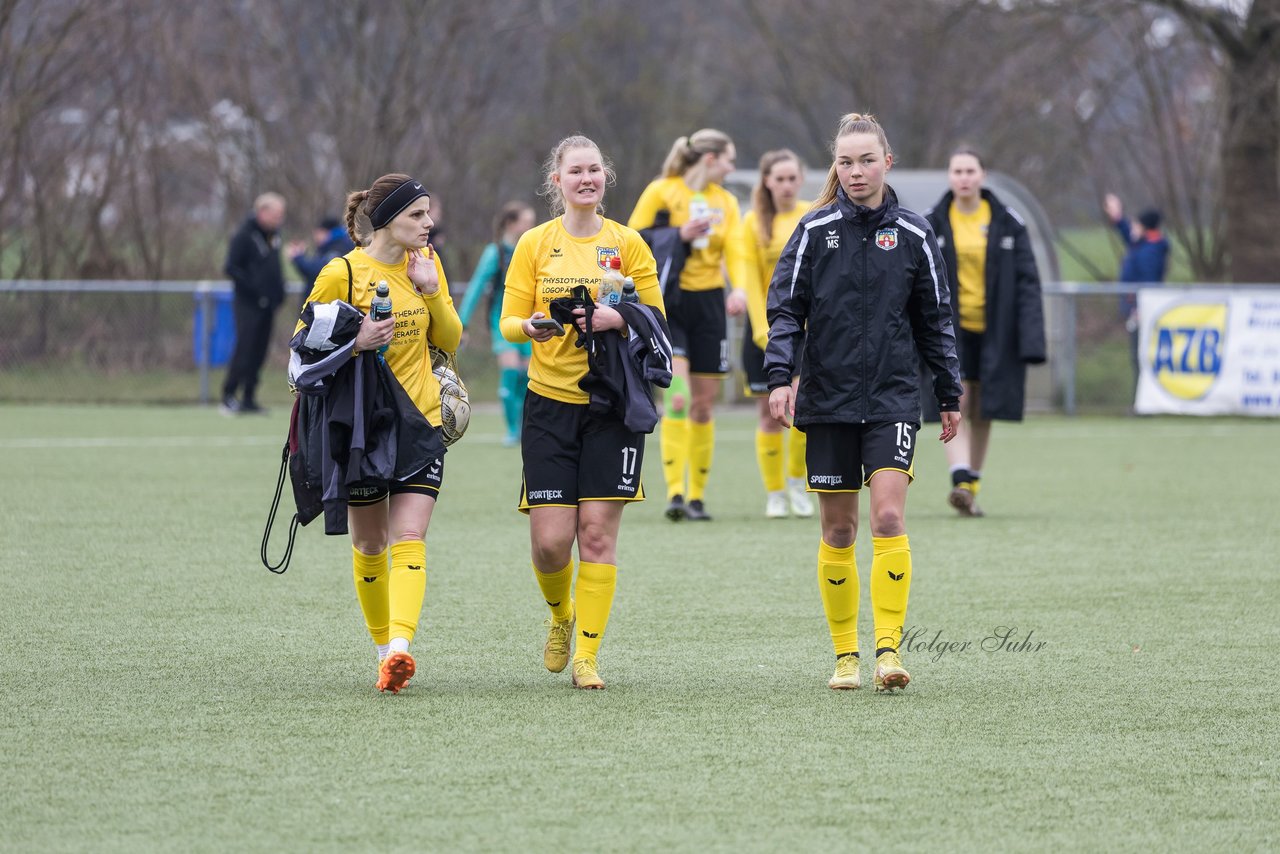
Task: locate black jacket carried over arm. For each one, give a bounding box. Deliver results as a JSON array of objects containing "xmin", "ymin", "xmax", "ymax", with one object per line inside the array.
[
  {"xmin": 551, "ymin": 287, "xmax": 674, "ymax": 434},
  {"xmin": 577, "ymin": 302, "xmax": 674, "ymax": 433},
  {"xmin": 765, "ymin": 186, "xmax": 962, "ymax": 427},
  {"xmin": 225, "ymin": 216, "xmax": 285, "ymax": 310},
  {"xmin": 288, "ymin": 300, "xmax": 445, "ymax": 534},
  {"xmin": 636, "ymin": 211, "xmax": 688, "ymax": 315},
  {"xmin": 923, "ymin": 187, "xmax": 1045, "ymax": 422}
]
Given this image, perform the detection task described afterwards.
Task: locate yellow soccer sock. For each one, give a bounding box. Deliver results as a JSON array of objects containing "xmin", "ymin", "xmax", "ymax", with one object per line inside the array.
[
  {"xmin": 756, "ymin": 429, "xmax": 785, "ymax": 493},
  {"xmin": 661, "ymin": 416, "xmax": 690, "ymax": 499},
  {"xmin": 388, "ymin": 540, "xmax": 428, "ymax": 646},
  {"xmin": 786, "ymin": 425, "xmax": 808, "ymax": 481},
  {"xmin": 352, "ymin": 547, "xmax": 390, "ymax": 645},
  {"xmin": 533, "ymin": 560, "xmax": 574, "ymax": 621},
  {"xmin": 688, "ymin": 419, "xmax": 715, "ymax": 501},
  {"xmin": 573, "ymin": 561, "xmax": 617, "ymax": 662},
  {"xmin": 818, "ymin": 539, "xmax": 859, "ymax": 656},
  {"xmin": 871, "ymin": 534, "xmax": 912, "ymax": 654}
]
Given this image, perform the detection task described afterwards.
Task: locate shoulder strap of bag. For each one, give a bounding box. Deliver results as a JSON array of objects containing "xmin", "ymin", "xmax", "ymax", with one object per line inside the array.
[
  {"xmin": 343, "ymin": 256, "xmax": 354, "ymax": 304},
  {"xmin": 260, "ymin": 397, "xmax": 302, "ymax": 574}
]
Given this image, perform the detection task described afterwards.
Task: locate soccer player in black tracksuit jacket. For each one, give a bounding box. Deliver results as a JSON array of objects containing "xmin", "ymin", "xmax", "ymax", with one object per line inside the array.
[{"xmin": 764, "ymin": 113, "xmax": 964, "ymax": 695}]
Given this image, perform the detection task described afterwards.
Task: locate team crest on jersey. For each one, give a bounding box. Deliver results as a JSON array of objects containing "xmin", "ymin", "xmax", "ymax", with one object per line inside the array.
[
  {"xmin": 875, "ymin": 228, "xmax": 899, "ymax": 251},
  {"xmin": 597, "ymin": 246, "xmax": 620, "ymax": 269}
]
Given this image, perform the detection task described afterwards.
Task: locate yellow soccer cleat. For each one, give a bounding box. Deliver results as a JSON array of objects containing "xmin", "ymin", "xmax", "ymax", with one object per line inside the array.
[
  {"xmin": 543, "ymin": 605, "xmax": 575, "ymax": 673},
  {"xmin": 571, "ymin": 657, "xmax": 605, "ymax": 690},
  {"xmin": 376, "ymin": 651, "xmax": 415, "ymax": 694},
  {"xmin": 873, "ymin": 650, "xmax": 910, "ymax": 693},
  {"xmin": 828, "ymin": 655, "xmax": 862, "ymax": 690},
  {"xmin": 948, "ymin": 482, "xmax": 985, "ymax": 518}
]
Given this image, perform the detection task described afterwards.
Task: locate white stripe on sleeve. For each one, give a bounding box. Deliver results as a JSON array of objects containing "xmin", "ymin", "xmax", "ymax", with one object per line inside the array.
[{"xmin": 896, "ymin": 217, "xmax": 942, "ymax": 306}]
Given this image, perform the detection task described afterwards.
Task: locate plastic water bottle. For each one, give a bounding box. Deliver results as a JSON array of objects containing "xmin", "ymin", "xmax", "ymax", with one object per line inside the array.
[
  {"xmin": 370, "ymin": 280, "xmax": 392, "ymax": 354},
  {"xmin": 599, "ymin": 256, "xmax": 624, "ymax": 306},
  {"xmin": 621, "ymin": 276, "xmax": 638, "ymax": 304},
  {"xmin": 689, "ymin": 192, "xmax": 711, "ymax": 250}
]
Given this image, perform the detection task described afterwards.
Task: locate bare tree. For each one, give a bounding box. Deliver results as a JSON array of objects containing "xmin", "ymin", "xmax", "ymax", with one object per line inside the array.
[{"xmin": 1148, "ymin": 0, "xmax": 1279, "ymax": 282}]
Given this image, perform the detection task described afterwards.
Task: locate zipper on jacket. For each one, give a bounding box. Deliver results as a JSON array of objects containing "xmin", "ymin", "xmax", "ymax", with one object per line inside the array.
[{"xmin": 861, "ymin": 223, "xmax": 869, "ymax": 423}]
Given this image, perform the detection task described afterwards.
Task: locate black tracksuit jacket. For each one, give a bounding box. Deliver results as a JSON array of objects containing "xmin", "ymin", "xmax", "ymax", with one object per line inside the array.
[
  {"xmin": 764, "ymin": 186, "xmax": 963, "ymax": 426},
  {"xmin": 924, "ymin": 188, "xmax": 1046, "ymax": 422}
]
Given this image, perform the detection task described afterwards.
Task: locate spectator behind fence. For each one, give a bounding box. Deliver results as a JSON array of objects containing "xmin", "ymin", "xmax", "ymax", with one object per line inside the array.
[
  {"xmin": 222, "ymin": 192, "xmax": 287, "ymax": 415},
  {"xmin": 1104, "ymin": 193, "xmax": 1169, "ymax": 390},
  {"xmin": 287, "ymin": 215, "xmax": 355, "ymax": 308},
  {"xmin": 924, "ymin": 149, "xmax": 1046, "ymax": 518}
]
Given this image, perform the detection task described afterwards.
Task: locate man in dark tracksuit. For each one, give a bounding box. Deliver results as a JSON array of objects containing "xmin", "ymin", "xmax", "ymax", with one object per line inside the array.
[{"xmin": 222, "ymin": 192, "xmax": 287, "ymax": 414}]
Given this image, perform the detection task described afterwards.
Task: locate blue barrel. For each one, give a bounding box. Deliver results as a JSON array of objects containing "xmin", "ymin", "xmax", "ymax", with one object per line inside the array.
[{"xmin": 193, "ymin": 291, "xmax": 236, "ymax": 367}]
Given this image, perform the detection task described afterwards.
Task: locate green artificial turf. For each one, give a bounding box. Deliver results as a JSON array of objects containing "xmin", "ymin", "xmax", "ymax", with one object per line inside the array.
[{"xmin": 1, "ymin": 406, "xmax": 1276, "ymax": 851}]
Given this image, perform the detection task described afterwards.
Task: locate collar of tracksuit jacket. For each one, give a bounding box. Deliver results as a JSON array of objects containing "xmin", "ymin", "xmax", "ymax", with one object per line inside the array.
[{"xmin": 835, "ymin": 184, "xmax": 900, "ymax": 227}]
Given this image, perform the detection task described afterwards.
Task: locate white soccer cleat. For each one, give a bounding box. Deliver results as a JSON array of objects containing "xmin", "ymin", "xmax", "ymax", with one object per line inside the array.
[
  {"xmin": 787, "ymin": 477, "xmax": 814, "ymax": 518},
  {"xmin": 765, "ymin": 491, "xmax": 789, "ymax": 519}
]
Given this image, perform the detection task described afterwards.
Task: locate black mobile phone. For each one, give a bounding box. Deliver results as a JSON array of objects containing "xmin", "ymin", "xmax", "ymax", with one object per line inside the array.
[{"xmin": 530, "ymin": 318, "xmax": 566, "ymax": 336}]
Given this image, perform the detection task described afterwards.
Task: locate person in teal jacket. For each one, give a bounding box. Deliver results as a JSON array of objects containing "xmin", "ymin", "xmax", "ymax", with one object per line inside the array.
[{"xmin": 458, "ymin": 201, "xmax": 537, "ymax": 445}]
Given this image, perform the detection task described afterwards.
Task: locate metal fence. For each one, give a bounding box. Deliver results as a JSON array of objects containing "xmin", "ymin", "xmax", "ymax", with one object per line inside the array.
[{"xmin": 4, "ymin": 277, "xmax": 1256, "ymax": 413}]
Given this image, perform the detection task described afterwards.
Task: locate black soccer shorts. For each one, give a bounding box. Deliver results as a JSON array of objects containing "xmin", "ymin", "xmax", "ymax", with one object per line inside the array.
[
  {"xmin": 348, "ymin": 456, "xmax": 445, "ymax": 506},
  {"xmin": 517, "ymin": 391, "xmax": 646, "ymax": 512},
  {"xmin": 958, "ymin": 328, "xmax": 984, "ymax": 383},
  {"xmin": 803, "ymin": 421, "xmax": 918, "ymax": 493},
  {"xmin": 740, "ymin": 317, "xmax": 769, "ymax": 396},
  {"xmin": 668, "ymin": 287, "xmax": 729, "ymax": 376}
]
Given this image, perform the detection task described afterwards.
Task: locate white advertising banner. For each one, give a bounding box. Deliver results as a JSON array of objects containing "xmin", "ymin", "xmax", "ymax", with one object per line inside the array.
[{"xmin": 1135, "ymin": 288, "xmax": 1280, "ymax": 416}]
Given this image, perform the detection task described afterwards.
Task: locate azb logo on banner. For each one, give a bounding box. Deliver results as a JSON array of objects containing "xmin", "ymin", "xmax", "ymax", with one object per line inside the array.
[
  {"xmin": 1136, "ymin": 288, "xmax": 1280, "ymax": 416},
  {"xmin": 1149, "ymin": 302, "xmax": 1226, "ymax": 401}
]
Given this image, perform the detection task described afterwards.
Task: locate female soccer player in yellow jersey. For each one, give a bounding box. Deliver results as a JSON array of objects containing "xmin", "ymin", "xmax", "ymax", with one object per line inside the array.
[
  {"xmin": 500, "ymin": 136, "xmax": 663, "ymax": 690},
  {"xmin": 765, "ymin": 115, "xmax": 963, "ymax": 693},
  {"xmin": 299, "ymin": 173, "xmax": 462, "ymax": 694},
  {"xmin": 729, "ymin": 149, "xmax": 813, "ymax": 520},
  {"xmin": 924, "ymin": 149, "xmax": 1046, "ymax": 518},
  {"xmin": 628, "ymin": 129, "xmax": 744, "ymax": 522}
]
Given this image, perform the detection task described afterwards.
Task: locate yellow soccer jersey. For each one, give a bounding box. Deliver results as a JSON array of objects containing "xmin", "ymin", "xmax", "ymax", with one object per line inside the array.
[
  {"xmin": 731, "ymin": 202, "xmax": 812, "ymax": 348},
  {"xmin": 627, "ymin": 177, "xmax": 741, "ymax": 293},
  {"xmin": 949, "ymin": 200, "xmax": 991, "ymax": 333},
  {"xmin": 299, "ymin": 247, "xmax": 462, "ymax": 425},
  {"xmin": 500, "ymin": 217, "xmax": 663, "ymax": 405}
]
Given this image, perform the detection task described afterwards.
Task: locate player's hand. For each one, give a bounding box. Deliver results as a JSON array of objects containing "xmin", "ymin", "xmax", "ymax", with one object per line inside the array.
[
  {"xmin": 939, "ymin": 410, "xmax": 961, "ymax": 443},
  {"xmin": 679, "ymin": 217, "xmax": 713, "ymax": 243},
  {"xmin": 523, "ymin": 312, "xmax": 558, "ymax": 342},
  {"xmin": 725, "ymin": 288, "xmax": 747, "ymax": 317},
  {"xmin": 582, "ymin": 304, "xmax": 623, "ymax": 332},
  {"xmin": 355, "ymin": 312, "xmax": 394, "ymax": 352},
  {"xmin": 769, "ymin": 386, "xmax": 794, "ymax": 429},
  {"xmin": 407, "ymin": 245, "xmax": 439, "ymax": 295}
]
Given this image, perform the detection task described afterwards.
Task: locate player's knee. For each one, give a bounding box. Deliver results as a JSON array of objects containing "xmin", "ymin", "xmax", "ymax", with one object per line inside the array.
[
  {"xmin": 531, "ymin": 535, "xmax": 573, "ymax": 568},
  {"xmin": 870, "ymin": 507, "xmax": 905, "ymax": 537},
  {"xmin": 575, "ymin": 524, "xmax": 615, "ymax": 563},
  {"xmin": 822, "ymin": 522, "xmax": 857, "ymax": 549},
  {"xmin": 352, "ymin": 538, "xmax": 386, "ymax": 556}
]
